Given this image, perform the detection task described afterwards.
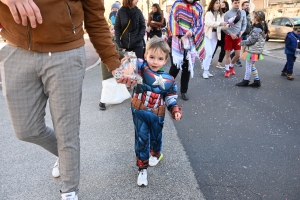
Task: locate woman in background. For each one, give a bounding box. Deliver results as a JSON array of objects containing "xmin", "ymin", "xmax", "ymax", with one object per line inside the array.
[
  {"xmin": 212, "ymin": 0, "xmax": 229, "ymax": 69},
  {"xmin": 147, "ymin": 3, "xmax": 164, "ymax": 38}
]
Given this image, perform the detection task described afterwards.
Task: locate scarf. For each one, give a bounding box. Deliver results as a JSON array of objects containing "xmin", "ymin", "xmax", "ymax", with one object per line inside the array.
[{"xmin": 125, "ymin": 7, "xmax": 138, "ymax": 32}]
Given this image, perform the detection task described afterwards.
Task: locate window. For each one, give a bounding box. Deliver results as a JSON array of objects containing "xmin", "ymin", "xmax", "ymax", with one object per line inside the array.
[
  {"xmin": 280, "ymin": 18, "xmax": 292, "ymax": 27},
  {"xmin": 292, "ymin": 18, "xmax": 300, "ymax": 25},
  {"xmin": 271, "ymin": 18, "xmax": 281, "ymax": 25}
]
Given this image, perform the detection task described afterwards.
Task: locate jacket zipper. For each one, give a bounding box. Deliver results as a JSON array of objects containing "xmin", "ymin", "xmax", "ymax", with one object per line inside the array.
[
  {"xmin": 66, "ymin": 2, "xmax": 76, "ymax": 35},
  {"xmin": 128, "ymin": 32, "xmax": 130, "ymax": 49},
  {"xmin": 27, "ymin": 25, "xmax": 32, "ymax": 50}
]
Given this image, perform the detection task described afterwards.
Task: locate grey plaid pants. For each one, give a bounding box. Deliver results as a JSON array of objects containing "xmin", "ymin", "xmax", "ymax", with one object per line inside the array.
[{"xmin": 0, "ymin": 44, "xmax": 86, "ymax": 193}]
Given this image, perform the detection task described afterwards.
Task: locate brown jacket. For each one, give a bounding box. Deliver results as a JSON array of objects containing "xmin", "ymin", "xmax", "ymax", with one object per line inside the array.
[{"xmin": 0, "ymin": 0, "xmax": 120, "ymax": 71}]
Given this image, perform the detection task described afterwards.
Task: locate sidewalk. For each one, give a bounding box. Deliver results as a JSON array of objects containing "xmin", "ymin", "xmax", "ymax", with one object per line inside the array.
[{"xmin": 0, "ymin": 36, "xmax": 205, "ymax": 199}]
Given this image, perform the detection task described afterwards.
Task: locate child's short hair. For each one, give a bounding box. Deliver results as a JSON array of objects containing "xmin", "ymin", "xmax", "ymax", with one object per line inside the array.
[{"xmin": 146, "ymin": 36, "xmax": 170, "ymax": 59}]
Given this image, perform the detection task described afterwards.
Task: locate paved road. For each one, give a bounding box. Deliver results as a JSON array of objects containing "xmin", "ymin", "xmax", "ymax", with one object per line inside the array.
[
  {"xmin": 168, "ymin": 48, "xmax": 300, "ymax": 200},
  {"xmin": 0, "ymin": 64, "xmax": 205, "ymax": 199}
]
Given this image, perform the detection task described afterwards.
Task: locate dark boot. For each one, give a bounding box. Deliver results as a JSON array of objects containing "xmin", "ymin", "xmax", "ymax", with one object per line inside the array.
[
  {"xmin": 249, "ymin": 80, "xmax": 261, "ymax": 87},
  {"xmin": 236, "ymin": 79, "xmax": 250, "ymax": 86}
]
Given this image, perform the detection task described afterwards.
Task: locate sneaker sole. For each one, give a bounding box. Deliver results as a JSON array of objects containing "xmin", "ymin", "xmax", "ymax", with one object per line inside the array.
[{"xmin": 137, "ymin": 182, "xmax": 148, "ymax": 187}]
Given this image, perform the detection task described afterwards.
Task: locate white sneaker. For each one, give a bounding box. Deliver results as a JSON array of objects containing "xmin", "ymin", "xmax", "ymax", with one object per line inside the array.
[
  {"xmin": 207, "ymin": 71, "xmax": 214, "ymax": 77},
  {"xmin": 216, "ymin": 64, "xmax": 225, "ymax": 69},
  {"xmin": 52, "ymin": 158, "xmax": 60, "ymax": 178},
  {"xmin": 137, "ymin": 169, "xmax": 148, "ymax": 187},
  {"xmin": 149, "ymin": 154, "xmax": 163, "ymax": 167},
  {"xmin": 61, "ymin": 192, "xmax": 78, "ymax": 200},
  {"xmin": 202, "ymin": 71, "xmax": 209, "ymax": 79}
]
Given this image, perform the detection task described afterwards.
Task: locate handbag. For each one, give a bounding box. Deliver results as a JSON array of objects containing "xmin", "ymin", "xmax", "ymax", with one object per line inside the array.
[{"xmin": 100, "ymin": 77, "xmax": 131, "ymax": 104}]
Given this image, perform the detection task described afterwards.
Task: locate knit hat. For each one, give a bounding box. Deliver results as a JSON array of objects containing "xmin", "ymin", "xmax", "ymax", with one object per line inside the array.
[{"xmin": 111, "ymin": 2, "xmax": 120, "ymax": 10}]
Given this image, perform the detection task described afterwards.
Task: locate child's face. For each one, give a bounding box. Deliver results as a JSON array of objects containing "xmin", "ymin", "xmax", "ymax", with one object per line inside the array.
[{"xmin": 145, "ymin": 48, "xmax": 168, "ymax": 72}]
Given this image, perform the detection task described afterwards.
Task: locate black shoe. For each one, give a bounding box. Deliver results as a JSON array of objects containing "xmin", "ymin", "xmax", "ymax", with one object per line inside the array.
[
  {"xmin": 181, "ymin": 93, "xmax": 189, "ymax": 100},
  {"xmin": 99, "ymin": 102, "xmax": 106, "ymax": 110},
  {"xmin": 249, "ymin": 80, "xmax": 261, "ymax": 87},
  {"xmin": 236, "ymin": 79, "xmax": 250, "ymax": 86}
]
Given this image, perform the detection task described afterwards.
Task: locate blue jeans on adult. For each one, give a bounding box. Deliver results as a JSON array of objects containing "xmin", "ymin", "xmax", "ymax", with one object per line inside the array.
[{"xmin": 282, "ymin": 54, "xmax": 296, "ymax": 74}]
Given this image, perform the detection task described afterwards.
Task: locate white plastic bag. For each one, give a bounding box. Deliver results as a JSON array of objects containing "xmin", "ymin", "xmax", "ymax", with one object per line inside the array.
[
  {"xmin": 181, "ymin": 36, "xmax": 191, "ymax": 50},
  {"xmin": 100, "ymin": 77, "xmax": 131, "ymax": 104}
]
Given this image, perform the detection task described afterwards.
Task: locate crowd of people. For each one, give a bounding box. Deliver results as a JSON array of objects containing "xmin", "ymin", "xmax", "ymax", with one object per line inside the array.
[{"xmin": 0, "ymin": 0, "xmax": 299, "ymax": 199}]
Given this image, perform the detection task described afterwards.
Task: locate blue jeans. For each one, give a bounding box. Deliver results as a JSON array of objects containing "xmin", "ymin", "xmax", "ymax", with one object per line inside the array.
[{"xmin": 282, "ymin": 54, "xmax": 296, "ymax": 74}]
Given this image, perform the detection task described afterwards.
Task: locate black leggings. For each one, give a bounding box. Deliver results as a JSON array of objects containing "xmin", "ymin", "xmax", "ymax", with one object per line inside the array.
[
  {"xmin": 169, "ymin": 52, "xmax": 190, "ymax": 93},
  {"xmin": 212, "ymin": 31, "xmax": 225, "ymax": 63}
]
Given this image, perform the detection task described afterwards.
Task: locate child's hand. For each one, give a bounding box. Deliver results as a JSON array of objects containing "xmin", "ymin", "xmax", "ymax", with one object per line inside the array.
[{"xmin": 174, "ymin": 112, "xmax": 181, "ymax": 121}]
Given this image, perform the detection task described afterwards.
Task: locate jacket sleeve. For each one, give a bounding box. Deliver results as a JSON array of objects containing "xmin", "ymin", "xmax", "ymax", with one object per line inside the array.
[
  {"xmin": 205, "ymin": 12, "xmax": 221, "ymax": 28},
  {"xmin": 82, "ymin": 0, "xmax": 120, "ymax": 72},
  {"xmin": 165, "ymin": 82, "xmax": 182, "ymax": 120},
  {"xmin": 240, "ymin": 28, "xmax": 261, "ymax": 46},
  {"xmin": 137, "ymin": 10, "xmax": 146, "ymax": 42},
  {"xmin": 240, "ymin": 10, "xmax": 247, "ymax": 33}
]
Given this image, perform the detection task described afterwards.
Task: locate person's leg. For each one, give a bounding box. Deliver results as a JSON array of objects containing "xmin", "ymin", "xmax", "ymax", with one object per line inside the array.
[
  {"xmin": 202, "ymin": 36, "xmax": 213, "ymax": 78},
  {"xmin": 236, "ymin": 60, "xmax": 251, "ymax": 86},
  {"xmin": 212, "ymin": 39, "xmax": 220, "ymax": 59},
  {"xmin": 0, "ymin": 45, "xmax": 58, "ymax": 156},
  {"xmin": 224, "ymin": 34, "xmax": 233, "ymax": 77},
  {"xmin": 149, "ymin": 114, "xmax": 164, "ymax": 166},
  {"xmin": 44, "ymin": 46, "xmax": 86, "ymax": 194},
  {"xmin": 249, "ymin": 61, "xmax": 261, "ymax": 87},
  {"xmin": 286, "ymin": 54, "xmax": 296, "ymax": 80},
  {"xmin": 180, "ymin": 55, "xmax": 191, "ymax": 94}
]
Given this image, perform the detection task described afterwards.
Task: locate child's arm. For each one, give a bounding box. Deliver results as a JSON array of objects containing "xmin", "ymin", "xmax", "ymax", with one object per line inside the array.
[
  {"xmin": 240, "ymin": 28, "xmax": 261, "ymax": 46},
  {"xmin": 165, "ymin": 82, "xmax": 182, "ymax": 120}
]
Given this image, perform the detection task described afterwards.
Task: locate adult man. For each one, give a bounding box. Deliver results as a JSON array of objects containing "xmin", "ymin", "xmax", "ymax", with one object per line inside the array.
[
  {"xmin": 0, "ymin": 0, "xmax": 132, "ymax": 199},
  {"xmin": 223, "ymin": 0, "xmax": 247, "ymax": 77},
  {"xmin": 230, "ymin": 0, "xmax": 251, "ymax": 67}
]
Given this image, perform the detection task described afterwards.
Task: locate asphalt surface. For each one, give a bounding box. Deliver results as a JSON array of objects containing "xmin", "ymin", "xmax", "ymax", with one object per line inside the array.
[
  {"xmin": 1, "ymin": 38, "xmax": 299, "ymax": 200},
  {"xmin": 0, "ymin": 64, "xmax": 204, "ymax": 199},
  {"xmin": 168, "ymin": 48, "xmax": 300, "ymax": 200}
]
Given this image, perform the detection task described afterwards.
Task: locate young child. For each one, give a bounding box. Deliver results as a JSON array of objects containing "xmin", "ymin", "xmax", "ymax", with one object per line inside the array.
[
  {"xmin": 281, "ymin": 24, "xmax": 300, "ymax": 80},
  {"xmin": 129, "ymin": 36, "xmax": 182, "ymax": 186},
  {"xmin": 99, "ymin": 24, "xmax": 130, "ymax": 110},
  {"xmin": 235, "ymin": 11, "xmax": 268, "ymax": 87}
]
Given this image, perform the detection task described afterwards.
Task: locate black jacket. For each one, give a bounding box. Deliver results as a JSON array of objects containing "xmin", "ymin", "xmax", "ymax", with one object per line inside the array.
[{"xmin": 115, "ymin": 7, "xmax": 146, "ymax": 49}]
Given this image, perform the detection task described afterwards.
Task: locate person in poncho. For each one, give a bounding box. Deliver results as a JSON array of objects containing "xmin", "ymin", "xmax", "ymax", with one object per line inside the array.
[{"xmin": 168, "ymin": 0, "xmax": 205, "ymax": 100}]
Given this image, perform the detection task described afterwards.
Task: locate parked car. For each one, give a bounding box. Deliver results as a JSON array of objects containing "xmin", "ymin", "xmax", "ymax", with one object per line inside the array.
[{"xmin": 267, "ymin": 16, "xmax": 300, "ymax": 41}]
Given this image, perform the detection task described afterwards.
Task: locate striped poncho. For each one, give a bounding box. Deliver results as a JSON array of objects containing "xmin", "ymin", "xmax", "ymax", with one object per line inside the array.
[{"xmin": 169, "ymin": 0, "xmax": 205, "ymax": 78}]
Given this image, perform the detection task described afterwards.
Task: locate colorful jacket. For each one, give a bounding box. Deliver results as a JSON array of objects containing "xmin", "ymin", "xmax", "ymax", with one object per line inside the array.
[{"xmin": 240, "ymin": 24, "xmax": 266, "ymax": 54}]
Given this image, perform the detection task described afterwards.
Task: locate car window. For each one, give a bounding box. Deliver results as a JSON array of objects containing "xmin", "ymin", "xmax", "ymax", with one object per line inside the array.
[
  {"xmin": 280, "ymin": 18, "xmax": 292, "ymax": 27},
  {"xmin": 271, "ymin": 18, "xmax": 281, "ymax": 25},
  {"xmin": 291, "ymin": 18, "xmax": 300, "ymax": 25}
]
